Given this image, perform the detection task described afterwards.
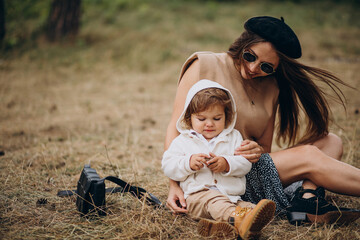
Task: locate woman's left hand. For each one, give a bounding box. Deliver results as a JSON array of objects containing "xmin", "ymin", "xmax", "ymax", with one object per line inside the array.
[{"xmin": 235, "ymin": 139, "xmax": 264, "ymax": 163}]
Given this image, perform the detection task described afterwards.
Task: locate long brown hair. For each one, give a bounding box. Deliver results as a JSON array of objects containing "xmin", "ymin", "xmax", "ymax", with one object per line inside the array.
[{"xmin": 228, "ymin": 30, "xmax": 350, "ymax": 146}]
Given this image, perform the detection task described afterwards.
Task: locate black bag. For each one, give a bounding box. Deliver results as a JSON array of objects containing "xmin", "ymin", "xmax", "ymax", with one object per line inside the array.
[
  {"xmin": 58, "ymin": 164, "xmax": 162, "ymax": 217},
  {"xmin": 75, "ymin": 165, "xmax": 106, "ymax": 216}
]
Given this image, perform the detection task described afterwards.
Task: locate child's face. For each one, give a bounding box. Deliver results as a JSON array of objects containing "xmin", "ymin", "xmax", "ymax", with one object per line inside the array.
[{"xmin": 191, "ymin": 104, "xmax": 226, "ymax": 141}]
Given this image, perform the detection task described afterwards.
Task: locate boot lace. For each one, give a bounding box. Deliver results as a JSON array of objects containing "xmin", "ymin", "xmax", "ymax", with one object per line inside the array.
[{"xmin": 233, "ymin": 207, "xmax": 252, "ymax": 218}]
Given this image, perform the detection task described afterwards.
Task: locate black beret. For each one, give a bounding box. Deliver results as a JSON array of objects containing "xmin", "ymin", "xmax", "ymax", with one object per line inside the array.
[{"xmin": 244, "ymin": 16, "xmax": 302, "ymax": 59}]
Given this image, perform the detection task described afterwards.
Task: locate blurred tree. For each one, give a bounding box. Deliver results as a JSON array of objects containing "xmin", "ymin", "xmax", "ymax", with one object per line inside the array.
[
  {"xmin": 0, "ymin": 0, "xmax": 5, "ymax": 42},
  {"xmin": 46, "ymin": 0, "xmax": 81, "ymax": 41}
]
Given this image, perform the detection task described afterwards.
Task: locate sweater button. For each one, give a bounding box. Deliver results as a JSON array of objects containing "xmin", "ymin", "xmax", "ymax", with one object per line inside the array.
[{"xmin": 214, "ymin": 179, "xmax": 218, "ymax": 184}]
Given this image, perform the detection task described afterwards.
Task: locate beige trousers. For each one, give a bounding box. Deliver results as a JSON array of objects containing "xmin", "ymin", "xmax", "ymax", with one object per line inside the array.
[{"xmin": 186, "ymin": 189, "xmax": 255, "ymax": 222}]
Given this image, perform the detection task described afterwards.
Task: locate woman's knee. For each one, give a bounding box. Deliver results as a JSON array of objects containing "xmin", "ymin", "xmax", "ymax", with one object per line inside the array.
[
  {"xmin": 312, "ymin": 133, "xmax": 343, "ymax": 159},
  {"xmin": 328, "ymin": 133, "xmax": 343, "ymax": 157}
]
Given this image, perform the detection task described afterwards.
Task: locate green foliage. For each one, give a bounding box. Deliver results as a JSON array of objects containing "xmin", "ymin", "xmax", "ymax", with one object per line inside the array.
[
  {"xmin": 1, "ymin": 0, "xmax": 359, "ymax": 64},
  {"xmin": 5, "ymin": 0, "xmax": 49, "ymax": 21},
  {"xmin": 2, "ymin": 0, "xmax": 49, "ymax": 51}
]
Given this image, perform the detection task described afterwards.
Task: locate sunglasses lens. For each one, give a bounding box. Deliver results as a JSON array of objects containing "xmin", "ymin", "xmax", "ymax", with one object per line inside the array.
[
  {"xmin": 242, "ymin": 52, "xmax": 256, "ymax": 62},
  {"xmin": 243, "ymin": 51, "xmax": 275, "ymax": 74},
  {"xmin": 260, "ymin": 63, "xmax": 274, "ymax": 74}
]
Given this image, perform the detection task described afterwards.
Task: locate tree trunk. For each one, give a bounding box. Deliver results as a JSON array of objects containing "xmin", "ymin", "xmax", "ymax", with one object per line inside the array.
[
  {"xmin": 0, "ymin": 0, "xmax": 5, "ymax": 42},
  {"xmin": 46, "ymin": 0, "xmax": 81, "ymax": 42}
]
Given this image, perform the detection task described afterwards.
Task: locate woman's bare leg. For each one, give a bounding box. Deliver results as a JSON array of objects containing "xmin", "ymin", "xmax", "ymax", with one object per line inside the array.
[
  {"xmin": 303, "ymin": 133, "xmax": 343, "ymax": 197},
  {"xmin": 270, "ymin": 133, "xmax": 360, "ymax": 196}
]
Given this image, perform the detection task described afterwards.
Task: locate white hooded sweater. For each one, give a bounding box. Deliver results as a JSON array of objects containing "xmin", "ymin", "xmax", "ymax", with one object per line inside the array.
[{"xmin": 162, "ymin": 80, "xmax": 252, "ymax": 203}]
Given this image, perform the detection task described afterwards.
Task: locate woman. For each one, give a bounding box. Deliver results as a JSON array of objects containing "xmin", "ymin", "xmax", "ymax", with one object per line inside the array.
[{"xmin": 164, "ymin": 16, "xmax": 360, "ymax": 225}]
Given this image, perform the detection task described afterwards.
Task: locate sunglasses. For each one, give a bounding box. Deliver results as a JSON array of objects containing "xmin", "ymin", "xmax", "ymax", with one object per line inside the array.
[{"xmin": 242, "ymin": 51, "xmax": 276, "ymax": 74}]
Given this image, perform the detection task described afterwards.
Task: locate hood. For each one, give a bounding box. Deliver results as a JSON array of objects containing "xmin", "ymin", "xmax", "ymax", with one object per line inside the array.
[{"xmin": 176, "ymin": 79, "xmax": 237, "ymax": 136}]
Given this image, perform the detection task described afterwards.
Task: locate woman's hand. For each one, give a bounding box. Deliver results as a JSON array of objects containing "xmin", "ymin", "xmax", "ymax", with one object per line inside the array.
[
  {"xmin": 235, "ymin": 139, "xmax": 264, "ymax": 163},
  {"xmin": 166, "ymin": 179, "xmax": 188, "ymax": 214}
]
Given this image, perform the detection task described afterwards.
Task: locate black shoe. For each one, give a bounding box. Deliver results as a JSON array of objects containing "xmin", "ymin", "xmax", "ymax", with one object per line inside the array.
[{"xmin": 286, "ymin": 187, "xmax": 360, "ymax": 226}]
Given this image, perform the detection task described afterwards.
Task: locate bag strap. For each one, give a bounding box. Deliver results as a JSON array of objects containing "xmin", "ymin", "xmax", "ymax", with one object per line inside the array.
[
  {"xmin": 57, "ymin": 176, "xmax": 162, "ymax": 208},
  {"xmin": 104, "ymin": 176, "xmax": 162, "ymax": 207},
  {"xmin": 57, "ymin": 186, "xmax": 123, "ymax": 197}
]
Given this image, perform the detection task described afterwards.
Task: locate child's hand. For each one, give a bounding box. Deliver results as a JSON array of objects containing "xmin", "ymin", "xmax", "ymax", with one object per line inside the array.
[
  {"xmin": 190, "ymin": 153, "xmax": 210, "ymax": 171},
  {"xmin": 207, "ymin": 152, "xmax": 230, "ymax": 173}
]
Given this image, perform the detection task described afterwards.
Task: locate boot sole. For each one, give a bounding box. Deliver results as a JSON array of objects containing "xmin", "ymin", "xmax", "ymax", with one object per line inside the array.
[
  {"xmin": 307, "ymin": 210, "xmax": 360, "ymax": 225},
  {"xmin": 287, "ymin": 210, "xmax": 360, "ymax": 226},
  {"xmin": 241, "ymin": 200, "xmax": 276, "ymax": 240},
  {"xmin": 197, "ymin": 218, "xmax": 237, "ymax": 238}
]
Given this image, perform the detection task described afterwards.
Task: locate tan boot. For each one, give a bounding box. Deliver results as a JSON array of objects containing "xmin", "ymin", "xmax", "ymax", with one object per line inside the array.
[
  {"xmin": 197, "ymin": 218, "xmax": 237, "ymax": 238},
  {"xmin": 229, "ymin": 199, "xmax": 276, "ymax": 239}
]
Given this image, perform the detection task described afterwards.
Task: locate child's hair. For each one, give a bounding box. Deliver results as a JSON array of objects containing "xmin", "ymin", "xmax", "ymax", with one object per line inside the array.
[{"xmin": 183, "ymin": 88, "xmax": 234, "ymax": 129}]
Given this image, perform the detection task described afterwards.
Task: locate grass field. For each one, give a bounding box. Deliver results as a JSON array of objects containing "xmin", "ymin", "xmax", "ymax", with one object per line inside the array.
[{"xmin": 1, "ymin": 0, "xmax": 360, "ymax": 239}]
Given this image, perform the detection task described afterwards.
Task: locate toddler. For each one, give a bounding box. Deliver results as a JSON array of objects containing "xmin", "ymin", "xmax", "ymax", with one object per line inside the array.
[{"xmin": 162, "ymin": 79, "xmax": 275, "ymax": 239}]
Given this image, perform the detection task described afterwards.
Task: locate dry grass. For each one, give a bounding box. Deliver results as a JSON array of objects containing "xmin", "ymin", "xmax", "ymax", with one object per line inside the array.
[{"xmin": 1, "ymin": 1, "xmax": 360, "ymax": 239}]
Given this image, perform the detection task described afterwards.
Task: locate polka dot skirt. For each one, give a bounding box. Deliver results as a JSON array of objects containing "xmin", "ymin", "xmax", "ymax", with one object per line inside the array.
[{"xmin": 241, "ymin": 153, "xmax": 296, "ymax": 215}]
